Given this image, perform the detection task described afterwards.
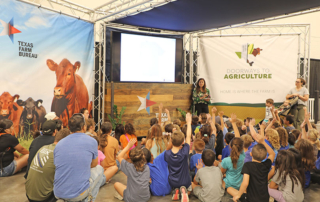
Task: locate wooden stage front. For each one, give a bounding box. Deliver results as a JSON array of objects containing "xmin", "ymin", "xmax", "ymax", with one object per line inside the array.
[{"xmin": 105, "ymin": 83, "xmax": 193, "ymax": 137}]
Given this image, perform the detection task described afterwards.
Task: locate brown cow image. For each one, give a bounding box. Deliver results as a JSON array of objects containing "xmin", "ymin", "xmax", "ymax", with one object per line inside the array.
[
  {"xmin": 47, "ymin": 59, "xmax": 89, "ymax": 126},
  {"xmin": 17, "ymin": 98, "xmax": 47, "ymax": 136},
  {"xmin": 0, "ymin": 92, "xmax": 23, "ymax": 136}
]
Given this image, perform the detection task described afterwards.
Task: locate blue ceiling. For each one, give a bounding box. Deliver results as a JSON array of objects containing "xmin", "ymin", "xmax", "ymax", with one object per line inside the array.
[{"xmin": 112, "ymin": 0, "xmax": 320, "ymax": 32}]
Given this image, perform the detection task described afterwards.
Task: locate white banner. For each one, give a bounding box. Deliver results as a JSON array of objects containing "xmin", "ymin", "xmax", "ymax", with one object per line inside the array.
[{"xmin": 199, "ymin": 35, "xmax": 298, "ymax": 104}]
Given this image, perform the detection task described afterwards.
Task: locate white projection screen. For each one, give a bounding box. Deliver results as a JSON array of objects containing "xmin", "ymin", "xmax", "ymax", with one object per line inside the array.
[{"xmin": 120, "ymin": 33, "xmax": 176, "ymax": 82}]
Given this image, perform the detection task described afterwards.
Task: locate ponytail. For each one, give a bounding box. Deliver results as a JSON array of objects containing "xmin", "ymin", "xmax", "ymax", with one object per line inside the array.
[
  {"xmin": 202, "ymin": 134, "xmax": 209, "ymax": 143},
  {"xmin": 230, "ymin": 138, "xmax": 244, "ymax": 168},
  {"xmin": 200, "ymin": 124, "xmax": 212, "ymax": 143},
  {"xmin": 99, "ymin": 133, "xmax": 108, "ymax": 150}
]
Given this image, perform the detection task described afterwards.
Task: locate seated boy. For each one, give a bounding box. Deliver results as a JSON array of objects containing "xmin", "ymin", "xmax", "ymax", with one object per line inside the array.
[
  {"xmin": 233, "ymin": 120, "xmax": 276, "ymax": 202},
  {"xmin": 218, "ymin": 133, "xmax": 235, "ymax": 160},
  {"xmin": 165, "ymin": 113, "xmax": 192, "ymax": 201},
  {"xmin": 192, "ymin": 149, "xmax": 225, "ymax": 202},
  {"xmin": 241, "ymin": 134, "xmax": 254, "ymax": 163},
  {"xmin": 190, "ymin": 139, "xmax": 206, "ymax": 179},
  {"xmin": 284, "ymin": 115, "xmax": 295, "ymax": 134},
  {"xmin": 142, "ymin": 148, "xmax": 171, "ymax": 196}
]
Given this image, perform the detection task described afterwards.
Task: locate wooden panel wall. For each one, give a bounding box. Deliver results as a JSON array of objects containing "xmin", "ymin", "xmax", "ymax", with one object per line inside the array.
[{"xmin": 105, "ymin": 83, "xmax": 193, "ymax": 137}]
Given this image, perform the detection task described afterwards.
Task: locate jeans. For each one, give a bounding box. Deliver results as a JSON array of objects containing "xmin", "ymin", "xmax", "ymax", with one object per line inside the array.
[
  {"xmin": 0, "ymin": 160, "xmax": 16, "ymax": 177},
  {"xmin": 56, "ymin": 165, "xmax": 106, "ymax": 202}
]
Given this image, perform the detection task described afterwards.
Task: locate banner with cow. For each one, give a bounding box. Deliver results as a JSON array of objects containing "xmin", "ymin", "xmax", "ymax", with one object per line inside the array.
[{"xmin": 0, "ymin": 0, "xmax": 94, "ymax": 137}]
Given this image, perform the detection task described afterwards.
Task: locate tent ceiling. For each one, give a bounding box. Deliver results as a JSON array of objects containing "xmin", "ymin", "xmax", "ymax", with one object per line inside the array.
[{"xmin": 112, "ymin": 0, "xmax": 320, "ymax": 32}]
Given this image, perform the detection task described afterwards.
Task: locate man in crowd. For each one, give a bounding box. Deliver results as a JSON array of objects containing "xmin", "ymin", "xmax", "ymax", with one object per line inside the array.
[
  {"xmin": 53, "ymin": 114, "xmax": 106, "ymax": 201},
  {"xmin": 24, "ymin": 120, "xmax": 58, "ymax": 179},
  {"xmin": 25, "ymin": 128, "xmax": 71, "ymax": 202}
]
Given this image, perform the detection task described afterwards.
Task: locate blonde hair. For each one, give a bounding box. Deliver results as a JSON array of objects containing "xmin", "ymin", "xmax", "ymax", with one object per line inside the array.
[
  {"xmin": 276, "ymin": 127, "xmax": 288, "ymax": 147},
  {"xmin": 266, "ymin": 129, "xmax": 280, "ymax": 150},
  {"xmin": 308, "ymin": 129, "xmax": 320, "ymax": 150},
  {"xmin": 241, "ymin": 135, "xmax": 253, "ymax": 148}
]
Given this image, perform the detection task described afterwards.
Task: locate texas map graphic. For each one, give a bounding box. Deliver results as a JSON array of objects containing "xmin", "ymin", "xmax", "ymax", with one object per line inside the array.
[{"xmin": 235, "ymin": 44, "xmax": 263, "ymax": 66}]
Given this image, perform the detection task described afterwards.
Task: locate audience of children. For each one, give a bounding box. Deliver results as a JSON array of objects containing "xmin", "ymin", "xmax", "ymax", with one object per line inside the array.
[{"xmin": 3, "ymin": 97, "xmax": 320, "ymax": 202}]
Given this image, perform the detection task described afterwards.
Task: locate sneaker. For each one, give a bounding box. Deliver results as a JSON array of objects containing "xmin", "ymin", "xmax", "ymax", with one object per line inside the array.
[
  {"xmin": 114, "ymin": 191, "xmax": 123, "ymax": 201},
  {"xmin": 172, "ymin": 188, "xmax": 180, "ymax": 201},
  {"xmin": 180, "ymin": 186, "xmax": 189, "ymax": 202}
]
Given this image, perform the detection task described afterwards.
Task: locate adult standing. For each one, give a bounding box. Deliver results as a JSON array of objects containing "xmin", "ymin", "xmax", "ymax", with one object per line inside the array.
[
  {"xmin": 286, "ymin": 78, "xmax": 309, "ymax": 130},
  {"xmin": 193, "ymin": 78, "xmax": 211, "ymax": 116}
]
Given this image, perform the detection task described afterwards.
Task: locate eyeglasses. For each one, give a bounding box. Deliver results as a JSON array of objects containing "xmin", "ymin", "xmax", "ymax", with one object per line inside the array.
[
  {"xmin": 71, "ymin": 113, "xmax": 86, "ymax": 126},
  {"xmin": 295, "ymin": 81, "xmax": 300, "ymax": 83}
]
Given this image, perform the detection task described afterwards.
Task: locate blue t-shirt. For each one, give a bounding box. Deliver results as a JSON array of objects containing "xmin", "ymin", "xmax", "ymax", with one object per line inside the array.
[
  {"xmin": 264, "ymin": 139, "xmax": 278, "ymax": 166},
  {"xmin": 221, "ymin": 151, "xmax": 245, "ymax": 189},
  {"xmin": 316, "ymin": 157, "xmax": 320, "ymax": 170},
  {"xmin": 54, "ymin": 133, "xmax": 98, "ymax": 199},
  {"xmin": 279, "ymin": 145, "xmax": 290, "ymax": 151},
  {"xmin": 190, "ymin": 153, "xmax": 204, "ymax": 174},
  {"xmin": 244, "ymin": 148, "xmax": 252, "ymax": 163},
  {"xmin": 221, "ymin": 145, "xmax": 231, "ymax": 160},
  {"xmin": 248, "ymin": 141, "xmax": 258, "ymax": 150},
  {"xmin": 147, "ymin": 152, "xmax": 171, "ymax": 196},
  {"xmin": 305, "ymin": 171, "xmax": 311, "ymax": 188},
  {"xmin": 164, "ymin": 143, "xmax": 191, "ymax": 189}
]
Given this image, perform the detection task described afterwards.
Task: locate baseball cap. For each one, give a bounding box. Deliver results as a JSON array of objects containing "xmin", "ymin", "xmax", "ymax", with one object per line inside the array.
[
  {"xmin": 42, "ymin": 120, "xmax": 57, "ymax": 135},
  {"xmin": 45, "ymin": 112, "xmax": 58, "ymax": 120}
]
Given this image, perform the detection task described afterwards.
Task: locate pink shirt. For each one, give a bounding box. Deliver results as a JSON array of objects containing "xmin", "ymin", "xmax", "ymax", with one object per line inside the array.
[{"xmin": 98, "ymin": 150, "xmax": 105, "ymax": 165}]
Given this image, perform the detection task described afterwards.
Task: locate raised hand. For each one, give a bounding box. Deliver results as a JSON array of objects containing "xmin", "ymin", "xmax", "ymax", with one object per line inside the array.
[
  {"xmin": 206, "ymin": 113, "xmax": 212, "ymax": 122},
  {"xmin": 127, "ymin": 138, "xmax": 137, "ymax": 148},
  {"xmin": 196, "ymin": 159, "xmax": 204, "ymax": 170},
  {"xmin": 229, "ymin": 113, "xmax": 237, "ymax": 123},
  {"xmin": 212, "ymin": 107, "xmax": 217, "ymax": 114},
  {"xmin": 186, "ymin": 113, "xmax": 192, "ymax": 125},
  {"xmin": 159, "ymin": 103, "xmax": 163, "ymax": 110},
  {"xmin": 218, "ymin": 111, "xmax": 224, "ymax": 117},
  {"xmin": 249, "ymin": 118, "xmax": 255, "ymax": 126},
  {"xmin": 165, "ymin": 108, "xmax": 169, "ymax": 115}
]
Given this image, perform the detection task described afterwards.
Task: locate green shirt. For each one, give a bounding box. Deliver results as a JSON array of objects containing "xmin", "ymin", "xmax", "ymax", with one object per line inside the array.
[
  {"xmin": 193, "ymin": 88, "xmax": 211, "ymax": 104},
  {"xmin": 26, "ymin": 143, "xmax": 56, "ymax": 201}
]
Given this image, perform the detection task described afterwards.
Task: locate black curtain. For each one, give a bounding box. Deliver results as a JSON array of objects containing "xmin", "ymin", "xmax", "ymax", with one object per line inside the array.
[{"xmin": 309, "ymin": 59, "xmax": 320, "ymax": 98}]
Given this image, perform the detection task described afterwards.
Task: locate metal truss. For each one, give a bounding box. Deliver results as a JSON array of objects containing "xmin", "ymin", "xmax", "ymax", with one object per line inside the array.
[
  {"xmin": 93, "ymin": 23, "xmax": 106, "ymax": 130},
  {"xmin": 192, "ymin": 24, "xmax": 311, "ymax": 88}
]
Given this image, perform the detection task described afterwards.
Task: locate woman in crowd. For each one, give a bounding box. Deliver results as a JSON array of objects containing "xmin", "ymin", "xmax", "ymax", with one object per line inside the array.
[
  {"xmin": 0, "ymin": 119, "xmax": 29, "ymax": 177},
  {"xmin": 286, "ymin": 78, "xmax": 309, "ymax": 130},
  {"xmin": 80, "ymin": 107, "xmax": 90, "ymax": 120},
  {"xmin": 192, "ymin": 78, "xmax": 211, "ymax": 115}
]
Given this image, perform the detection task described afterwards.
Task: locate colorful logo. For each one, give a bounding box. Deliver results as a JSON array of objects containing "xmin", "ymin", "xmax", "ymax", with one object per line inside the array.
[
  {"xmin": 0, "ymin": 18, "xmax": 21, "ymax": 43},
  {"xmin": 137, "ymin": 92, "xmax": 156, "ymax": 115},
  {"xmin": 235, "ymin": 43, "xmax": 263, "ymax": 66}
]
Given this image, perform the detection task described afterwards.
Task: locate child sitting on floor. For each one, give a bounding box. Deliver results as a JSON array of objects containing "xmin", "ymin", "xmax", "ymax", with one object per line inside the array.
[
  {"xmin": 218, "ymin": 132, "xmax": 235, "ymax": 160},
  {"xmin": 241, "ymin": 134, "xmax": 254, "ymax": 163},
  {"xmin": 119, "ymin": 123, "xmax": 138, "ymax": 158},
  {"xmin": 91, "ymin": 136, "xmax": 105, "ymax": 166},
  {"xmin": 114, "ymin": 139, "xmax": 150, "ymax": 201},
  {"xmin": 192, "ymin": 149, "xmax": 225, "ymax": 202},
  {"xmin": 190, "ymin": 139, "xmax": 206, "ymax": 179},
  {"xmin": 233, "ymin": 120, "xmax": 276, "ymax": 202},
  {"xmin": 165, "ymin": 113, "xmax": 192, "ymax": 201},
  {"xmin": 268, "ymin": 150, "xmax": 305, "ymax": 202},
  {"xmin": 142, "ymin": 148, "xmax": 171, "ymax": 196}
]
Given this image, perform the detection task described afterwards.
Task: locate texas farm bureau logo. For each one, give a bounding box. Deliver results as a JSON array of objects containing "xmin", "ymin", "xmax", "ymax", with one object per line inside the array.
[
  {"xmin": 235, "ymin": 43, "xmax": 263, "ymax": 66},
  {"xmin": 0, "ymin": 17, "xmax": 38, "ymax": 58},
  {"xmin": 0, "ymin": 18, "xmax": 21, "ymax": 43},
  {"xmin": 137, "ymin": 92, "xmax": 156, "ymax": 115}
]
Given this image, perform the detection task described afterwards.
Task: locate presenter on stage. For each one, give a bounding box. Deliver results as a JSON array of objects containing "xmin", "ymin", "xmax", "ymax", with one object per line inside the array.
[
  {"xmin": 286, "ymin": 78, "xmax": 309, "ymax": 130},
  {"xmin": 193, "ymin": 78, "xmax": 211, "ymax": 115}
]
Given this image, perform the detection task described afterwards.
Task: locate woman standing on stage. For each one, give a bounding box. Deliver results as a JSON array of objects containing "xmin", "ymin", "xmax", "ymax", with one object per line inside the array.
[
  {"xmin": 286, "ymin": 78, "xmax": 309, "ymax": 130},
  {"xmin": 193, "ymin": 78, "xmax": 211, "ymax": 115}
]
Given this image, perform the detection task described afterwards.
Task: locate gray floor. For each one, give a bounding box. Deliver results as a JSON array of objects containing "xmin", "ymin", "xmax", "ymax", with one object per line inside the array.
[{"xmin": 1, "ymin": 170, "xmax": 320, "ymax": 202}]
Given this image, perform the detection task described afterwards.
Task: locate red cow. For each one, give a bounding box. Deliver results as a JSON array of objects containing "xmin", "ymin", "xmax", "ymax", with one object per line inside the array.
[
  {"xmin": 0, "ymin": 92, "xmax": 23, "ymax": 136},
  {"xmin": 47, "ymin": 59, "xmax": 89, "ymax": 126}
]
